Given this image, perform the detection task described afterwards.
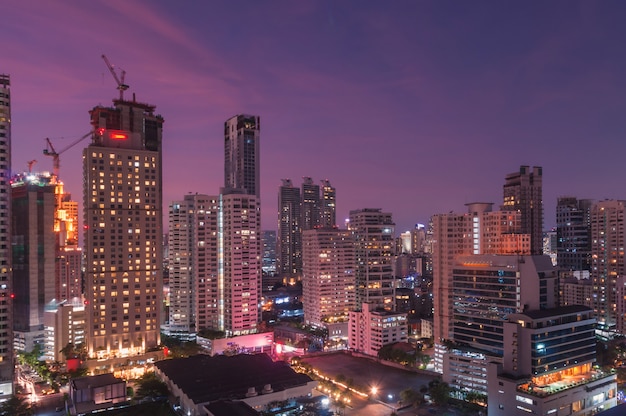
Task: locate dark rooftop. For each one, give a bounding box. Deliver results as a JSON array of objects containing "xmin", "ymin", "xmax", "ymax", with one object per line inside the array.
[
  {"xmin": 520, "ymin": 304, "xmax": 592, "ymax": 320},
  {"xmin": 71, "ymin": 373, "xmax": 123, "ymax": 390},
  {"xmin": 205, "ymin": 399, "xmax": 259, "ymax": 416},
  {"xmin": 155, "ymin": 353, "xmax": 313, "ymax": 404}
]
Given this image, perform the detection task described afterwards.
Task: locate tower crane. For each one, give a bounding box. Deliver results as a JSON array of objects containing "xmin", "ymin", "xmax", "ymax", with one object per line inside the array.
[
  {"xmin": 43, "ymin": 132, "xmax": 92, "ymax": 178},
  {"xmin": 101, "ymin": 54, "xmax": 129, "ymax": 101}
]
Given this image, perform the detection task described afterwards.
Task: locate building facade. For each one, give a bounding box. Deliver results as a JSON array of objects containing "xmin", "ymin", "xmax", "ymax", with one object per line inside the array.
[
  {"xmin": 167, "ymin": 194, "xmax": 219, "ymax": 338},
  {"xmin": 224, "ymin": 115, "xmax": 260, "ymax": 198},
  {"xmin": 83, "ymin": 98, "xmax": 163, "ymax": 358},
  {"xmin": 277, "ymin": 179, "xmax": 301, "ymax": 281},
  {"xmin": 348, "ymin": 303, "xmax": 407, "ymax": 356},
  {"xmin": 488, "ymin": 306, "xmax": 616, "ymax": 416},
  {"xmin": 220, "ymin": 191, "xmax": 261, "ymax": 336},
  {"xmin": 556, "ymin": 196, "xmax": 593, "ymax": 271},
  {"xmin": 302, "ymin": 228, "xmax": 355, "ymax": 327},
  {"xmin": 502, "ymin": 165, "xmax": 543, "ymax": 255},
  {"xmin": 0, "ymin": 74, "xmax": 13, "ymax": 398},
  {"xmin": 590, "ymin": 200, "xmax": 625, "ymax": 332},
  {"xmin": 320, "ymin": 179, "xmax": 336, "ymax": 228},
  {"xmin": 11, "ymin": 173, "xmax": 57, "ymax": 352},
  {"xmin": 348, "ymin": 208, "xmax": 396, "ymax": 310},
  {"xmin": 301, "ymin": 177, "xmax": 320, "ymax": 231}
]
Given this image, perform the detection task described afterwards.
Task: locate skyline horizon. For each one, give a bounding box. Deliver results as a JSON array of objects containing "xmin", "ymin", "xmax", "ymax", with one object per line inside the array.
[{"xmin": 4, "ymin": 1, "xmax": 626, "ymax": 234}]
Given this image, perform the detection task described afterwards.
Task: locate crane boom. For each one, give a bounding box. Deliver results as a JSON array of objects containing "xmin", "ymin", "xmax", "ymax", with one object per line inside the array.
[
  {"xmin": 101, "ymin": 54, "xmax": 129, "ymax": 100},
  {"xmin": 43, "ymin": 132, "xmax": 92, "ymax": 178}
]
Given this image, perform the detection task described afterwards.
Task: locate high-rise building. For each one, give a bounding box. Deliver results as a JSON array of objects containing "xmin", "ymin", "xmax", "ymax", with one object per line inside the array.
[
  {"xmin": 54, "ymin": 182, "xmax": 82, "ymax": 301},
  {"xmin": 224, "ymin": 115, "xmax": 260, "ymax": 198},
  {"xmin": 590, "ymin": 200, "xmax": 625, "ymax": 332},
  {"xmin": 431, "ymin": 203, "xmax": 528, "ymax": 373},
  {"xmin": 502, "ymin": 165, "xmax": 543, "ymax": 255},
  {"xmin": 556, "ymin": 196, "xmax": 593, "ymax": 271},
  {"xmin": 83, "ymin": 98, "xmax": 163, "ymax": 359},
  {"xmin": 167, "ymin": 194, "xmax": 218, "ymax": 339},
  {"xmin": 348, "ymin": 303, "xmax": 407, "ymax": 356},
  {"xmin": 301, "ymin": 177, "xmax": 320, "ymax": 231},
  {"xmin": 348, "ymin": 208, "xmax": 396, "ymax": 310},
  {"xmin": 444, "ymin": 254, "xmax": 558, "ymax": 394},
  {"xmin": 0, "ymin": 73, "xmax": 13, "ymax": 398},
  {"xmin": 219, "ymin": 191, "xmax": 261, "ymax": 336},
  {"xmin": 320, "ymin": 179, "xmax": 336, "ymax": 228},
  {"xmin": 11, "ymin": 173, "xmax": 57, "ymax": 352},
  {"xmin": 277, "ymin": 179, "xmax": 301, "ymax": 281},
  {"xmin": 302, "ymin": 228, "xmax": 355, "ymax": 327}
]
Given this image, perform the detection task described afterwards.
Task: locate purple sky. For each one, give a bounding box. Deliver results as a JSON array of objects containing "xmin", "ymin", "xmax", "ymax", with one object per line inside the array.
[{"xmin": 3, "ymin": 1, "xmax": 626, "ymax": 233}]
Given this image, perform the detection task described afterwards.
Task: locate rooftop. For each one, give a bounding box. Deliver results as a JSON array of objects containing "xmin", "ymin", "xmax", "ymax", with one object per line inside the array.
[
  {"xmin": 71, "ymin": 373, "xmax": 123, "ymax": 390},
  {"xmin": 155, "ymin": 353, "xmax": 313, "ymax": 404}
]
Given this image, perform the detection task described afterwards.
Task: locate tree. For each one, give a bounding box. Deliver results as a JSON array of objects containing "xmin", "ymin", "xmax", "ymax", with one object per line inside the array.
[
  {"xmin": 400, "ymin": 387, "xmax": 424, "ymax": 407},
  {"xmin": 428, "ymin": 380, "xmax": 450, "ymax": 406},
  {"xmin": 0, "ymin": 395, "xmax": 33, "ymax": 416},
  {"xmin": 134, "ymin": 372, "xmax": 169, "ymax": 400}
]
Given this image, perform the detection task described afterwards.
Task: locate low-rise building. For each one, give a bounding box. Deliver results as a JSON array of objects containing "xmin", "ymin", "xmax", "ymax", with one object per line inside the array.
[
  {"xmin": 348, "ymin": 303, "xmax": 407, "ymax": 356},
  {"xmin": 154, "ymin": 353, "xmax": 317, "ymax": 415},
  {"xmin": 69, "ymin": 373, "xmax": 126, "ymax": 415}
]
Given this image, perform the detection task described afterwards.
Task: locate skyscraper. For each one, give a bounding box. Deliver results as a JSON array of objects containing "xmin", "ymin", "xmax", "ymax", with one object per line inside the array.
[
  {"xmin": 54, "ymin": 182, "xmax": 82, "ymax": 301},
  {"xmin": 320, "ymin": 179, "xmax": 336, "ymax": 228},
  {"xmin": 83, "ymin": 98, "xmax": 163, "ymax": 359},
  {"xmin": 302, "ymin": 228, "xmax": 355, "ymax": 327},
  {"xmin": 502, "ymin": 165, "xmax": 543, "ymax": 255},
  {"xmin": 224, "ymin": 115, "xmax": 260, "ymax": 198},
  {"xmin": 431, "ymin": 203, "xmax": 527, "ymax": 373},
  {"xmin": 556, "ymin": 196, "xmax": 593, "ymax": 271},
  {"xmin": 11, "ymin": 173, "xmax": 57, "ymax": 351},
  {"xmin": 590, "ymin": 200, "xmax": 625, "ymax": 332},
  {"xmin": 348, "ymin": 208, "xmax": 396, "ymax": 310},
  {"xmin": 220, "ymin": 191, "xmax": 261, "ymax": 336},
  {"xmin": 277, "ymin": 179, "xmax": 301, "ymax": 281},
  {"xmin": 167, "ymin": 194, "xmax": 218, "ymax": 338},
  {"xmin": 301, "ymin": 177, "xmax": 320, "ymax": 231},
  {"xmin": 0, "ymin": 74, "xmax": 13, "ymax": 398}
]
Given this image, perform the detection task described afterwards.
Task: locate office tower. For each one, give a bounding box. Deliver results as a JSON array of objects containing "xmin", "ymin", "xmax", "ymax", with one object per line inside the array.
[
  {"xmin": 488, "ymin": 306, "xmax": 616, "ymax": 416},
  {"xmin": 0, "ymin": 74, "xmax": 12, "ymax": 398},
  {"xmin": 224, "ymin": 115, "xmax": 260, "ymax": 198},
  {"xmin": 301, "ymin": 177, "xmax": 320, "ymax": 231},
  {"xmin": 445, "ymin": 254, "xmax": 557, "ymax": 394},
  {"xmin": 277, "ymin": 179, "xmax": 301, "ymax": 281},
  {"xmin": 11, "ymin": 173, "xmax": 57, "ymax": 352},
  {"xmin": 167, "ymin": 194, "xmax": 218, "ymax": 338},
  {"xmin": 348, "ymin": 208, "xmax": 396, "ymax": 310},
  {"xmin": 84, "ymin": 97, "xmax": 163, "ymax": 359},
  {"xmin": 220, "ymin": 191, "xmax": 261, "ymax": 336},
  {"xmin": 302, "ymin": 228, "xmax": 355, "ymax": 327},
  {"xmin": 261, "ymin": 230, "xmax": 279, "ymax": 290},
  {"xmin": 590, "ymin": 200, "xmax": 625, "ymax": 333},
  {"xmin": 556, "ymin": 197, "xmax": 593, "ymax": 271},
  {"xmin": 502, "ymin": 165, "xmax": 543, "ymax": 255},
  {"xmin": 431, "ymin": 203, "xmax": 527, "ymax": 373},
  {"xmin": 320, "ymin": 179, "xmax": 336, "ymax": 228}
]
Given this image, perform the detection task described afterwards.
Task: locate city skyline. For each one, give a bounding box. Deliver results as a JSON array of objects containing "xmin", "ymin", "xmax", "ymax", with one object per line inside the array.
[{"xmin": 4, "ymin": 1, "xmax": 626, "ymax": 232}]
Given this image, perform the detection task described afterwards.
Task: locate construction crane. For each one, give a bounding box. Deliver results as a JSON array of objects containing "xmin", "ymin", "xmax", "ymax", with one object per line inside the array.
[
  {"xmin": 27, "ymin": 160, "xmax": 37, "ymax": 173},
  {"xmin": 101, "ymin": 54, "xmax": 129, "ymax": 101},
  {"xmin": 43, "ymin": 132, "xmax": 92, "ymax": 178}
]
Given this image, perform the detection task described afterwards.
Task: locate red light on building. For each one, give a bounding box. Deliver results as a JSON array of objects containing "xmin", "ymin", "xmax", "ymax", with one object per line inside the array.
[
  {"xmin": 111, "ymin": 133, "xmax": 127, "ymax": 140},
  {"xmin": 10, "ymin": 294, "xmax": 14, "ymax": 299}
]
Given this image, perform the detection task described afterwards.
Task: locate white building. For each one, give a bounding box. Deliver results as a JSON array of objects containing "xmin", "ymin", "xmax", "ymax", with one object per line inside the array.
[
  {"xmin": 302, "ymin": 228, "xmax": 355, "ymax": 328},
  {"xmin": 349, "ymin": 303, "xmax": 407, "ymax": 356}
]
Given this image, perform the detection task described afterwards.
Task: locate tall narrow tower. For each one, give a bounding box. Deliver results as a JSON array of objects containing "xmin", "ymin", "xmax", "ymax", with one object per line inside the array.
[
  {"xmin": 83, "ymin": 98, "xmax": 163, "ymax": 359},
  {"xmin": 277, "ymin": 179, "xmax": 301, "ymax": 281},
  {"xmin": 320, "ymin": 179, "xmax": 336, "ymax": 228},
  {"xmin": 301, "ymin": 177, "xmax": 320, "ymax": 231},
  {"xmin": 224, "ymin": 115, "xmax": 260, "ymax": 198},
  {"xmin": 348, "ymin": 209, "xmax": 396, "ymax": 310},
  {"xmin": 502, "ymin": 165, "xmax": 543, "ymax": 255},
  {"xmin": 0, "ymin": 74, "xmax": 13, "ymax": 398}
]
